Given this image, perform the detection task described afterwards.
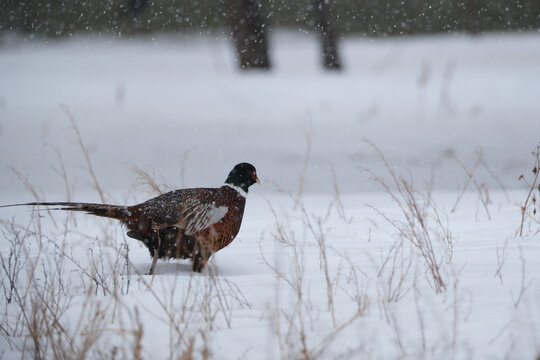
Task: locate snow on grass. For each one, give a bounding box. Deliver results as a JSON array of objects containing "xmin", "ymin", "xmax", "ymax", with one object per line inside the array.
[
  {"xmin": 0, "ymin": 31, "xmax": 540, "ymax": 359},
  {"xmin": 0, "ymin": 189, "xmax": 539, "ymax": 359}
]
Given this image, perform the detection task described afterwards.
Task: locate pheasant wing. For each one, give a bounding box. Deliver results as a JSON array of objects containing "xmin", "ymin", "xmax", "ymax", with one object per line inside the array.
[{"xmin": 181, "ymin": 197, "xmax": 228, "ymax": 236}]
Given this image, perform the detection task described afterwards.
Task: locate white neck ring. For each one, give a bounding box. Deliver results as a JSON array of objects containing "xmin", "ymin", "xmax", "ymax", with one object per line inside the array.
[{"xmin": 223, "ymin": 183, "xmax": 247, "ymax": 198}]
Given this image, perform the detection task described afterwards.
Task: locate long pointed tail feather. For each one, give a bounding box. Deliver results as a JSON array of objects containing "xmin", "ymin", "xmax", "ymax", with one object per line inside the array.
[{"xmin": 0, "ymin": 202, "xmax": 129, "ymax": 220}]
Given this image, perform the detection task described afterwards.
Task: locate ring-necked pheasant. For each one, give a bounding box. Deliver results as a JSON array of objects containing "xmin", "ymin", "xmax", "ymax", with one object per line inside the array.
[{"xmin": 0, "ymin": 163, "xmax": 259, "ymax": 274}]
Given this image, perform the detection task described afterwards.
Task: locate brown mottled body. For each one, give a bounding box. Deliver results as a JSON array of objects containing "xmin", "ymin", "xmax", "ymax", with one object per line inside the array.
[
  {"xmin": 124, "ymin": 186, "xmax": 247, "ymax": 271},
  {"xmin": 0, "ymin": 163, "xmax": 259, "ymax": 274}
]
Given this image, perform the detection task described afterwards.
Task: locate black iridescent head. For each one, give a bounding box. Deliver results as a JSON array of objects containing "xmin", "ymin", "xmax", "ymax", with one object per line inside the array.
[{"xmin": 225, "ymin": 163, "xmax": 260, "ymax": 193}]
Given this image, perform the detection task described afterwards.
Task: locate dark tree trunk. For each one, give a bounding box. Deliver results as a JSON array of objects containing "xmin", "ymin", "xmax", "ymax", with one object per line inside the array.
[
  {"xmin": 314, "ymin": 0, "xmax": 341, "ymax": 70},
  {"xmin": 123, "ymin": 0, "xmax": 148, "ymax": 15},
  {"xmin": 223, "ymin": 0, "xmax": 271, "ymax": 70},
  {"xmin": 465, "ymin": 0, "xmax": 483, "ymax": 34}
]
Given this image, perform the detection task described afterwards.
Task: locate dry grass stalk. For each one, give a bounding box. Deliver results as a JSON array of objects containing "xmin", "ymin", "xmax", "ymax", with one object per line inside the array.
[
  {"xmin": 415, "ymin": 61, "xmax": 431, "ymax": 121},
  {"xmin": 361, "ymin": 140, "xmax": 454, "ymax": 294},
  {"xmin": 335, "ymin": 251, "xmax": 370, "ymax": 314},
  {"xmin": 376, "ymin": 238, "xmax": 415, "ymax": 303},
  {"xmin": 440, "ymin": 60, "xmax": 456, "ymax": 115},
  {"xmin": 46, "ymin": 143, "xmax": 78, "ymax": 226},
  {"xmin": 413, "ymin": 284, "xmax": 427, "ymax": 352},
  {"xmin": 260, "ymin": 199, "xmax": 302, "ymax": 293},
  {"xmin": 326, "ymin": 161, "xmax": 347, "ymax": 221},
  {"xmin": 518, "ymin": 143, "xmax": 540, "ymax": 237},
  {"xmin": 0, "ymin": 214, "xmax": 117, "ymax": 359},
  {"xmin": 494, "ymin": 237, "xmax": 509, "ymax": 284},
  {"xmin": 298, "ymin": 202, "xmax": 337, "ymax": 327},
  {"xmin": 46, "ymin": 236, "xmax": 112, "ymax": 296},
  {"xmin": 131, "ymin": 307, "xmax": 144, "ymax": 360},
  {"xmin": 9, "ymin": 166, "xmax": 58, "ymax": 229},
  {"xmin": 0, "ymin": 220, "xmax": 30, "ymax": 305},
  {"xmin": 479, "ymin": 155, "xmax": 509, "ymax": 202},
  {"xmin": 120, "ymin": 238, "xmax": 131, "ymax": 295},
  {"xmin": 449, "ymin": 150, "xmax": 492, "ymax": 220},
  {"xmin": 513, "ymin": 247, "xmax": 531, "ymax": 309},
  {"xmin": 129, "ymin": 261, "xmax": 249, "ymax": 358},
  {"xmin": 447, "ymin": 148, "xmax": 510, "ymax": 219},
  {"xmin": 178, "ymin": 147, "xmax": 194, "ymax": 188},
  {"xmin": 130, "ymin": 165, "xmax": 170, "ymax": 196},
  {"xmin": 0, "ymin": 113, "xmax": 259, "ymax": 360},
  {"xmin": 264, "ymin": 194, "xmax": 369, "ymax": 359},
  {"xmin": 61, "ymin": 105, "xmax": 108, "ymax": 204},
  {"xmin": 294, "ymin": 119, "xmax": 313, "ymax": 208},
  {"xmin": 380, "ymin": 299, "xmax": 407, "ymax": 357}
]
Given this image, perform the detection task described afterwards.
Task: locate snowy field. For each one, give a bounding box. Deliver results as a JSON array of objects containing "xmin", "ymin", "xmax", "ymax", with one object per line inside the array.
[{"xmin": 0, "ymin": 31, "xmax": 540, "ymax": 359}]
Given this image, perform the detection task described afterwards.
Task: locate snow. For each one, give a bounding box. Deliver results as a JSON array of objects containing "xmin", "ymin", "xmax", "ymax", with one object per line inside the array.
[{"xmin": 0, "ymin": 31, "xmax": 539, "ymax": 359}]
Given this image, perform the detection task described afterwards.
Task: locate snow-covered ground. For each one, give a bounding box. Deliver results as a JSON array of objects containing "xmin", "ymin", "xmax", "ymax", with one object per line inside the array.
[{"xmin": 0, "ymin": 31, "xmax": 539, "ymax": 359}]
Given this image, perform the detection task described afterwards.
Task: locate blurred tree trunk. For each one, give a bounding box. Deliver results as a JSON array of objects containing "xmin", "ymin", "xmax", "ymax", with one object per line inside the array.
[
  {"xmin": 223, "ymin": 0, "xmax": 271, "ymax": 70},
  {"xmin": 314, "ymin": 0, "xmax": 341, "ymax": 70},
  {"xmin": 123, "ymin": 0, "xmax": 148, "ymax": 15},
  {"xmin": 465, "ymin": 0, "xmax": 482, "ymax": 34}
]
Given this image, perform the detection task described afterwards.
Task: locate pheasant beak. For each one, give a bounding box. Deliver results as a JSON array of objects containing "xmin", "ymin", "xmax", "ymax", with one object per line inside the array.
[{"xmin": 253, "ymin": 171, "xmax": 260, "ymax": 185}]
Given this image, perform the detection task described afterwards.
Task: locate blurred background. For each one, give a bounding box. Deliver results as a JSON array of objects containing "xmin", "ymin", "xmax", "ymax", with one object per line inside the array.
[
  {"xmin": 2, "ymin": 0, "xmax": 539, "ymax": 37},
  {"xmin": 2, "ymin": 0, "xmax": 540, "ymax": 70},
  {"xmin": 0, "ymin": 0, "xmax": 539, "ymax": 200}
]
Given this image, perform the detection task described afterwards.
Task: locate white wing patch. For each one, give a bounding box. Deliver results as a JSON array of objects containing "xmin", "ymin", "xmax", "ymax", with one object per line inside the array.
[
  {"xmin": 205, "ymin": 205, "xmax": 228, "ymax": 227},
  {"xmin": 182, "ymin": 200, "xmax": 228, "ymax": 236}
]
